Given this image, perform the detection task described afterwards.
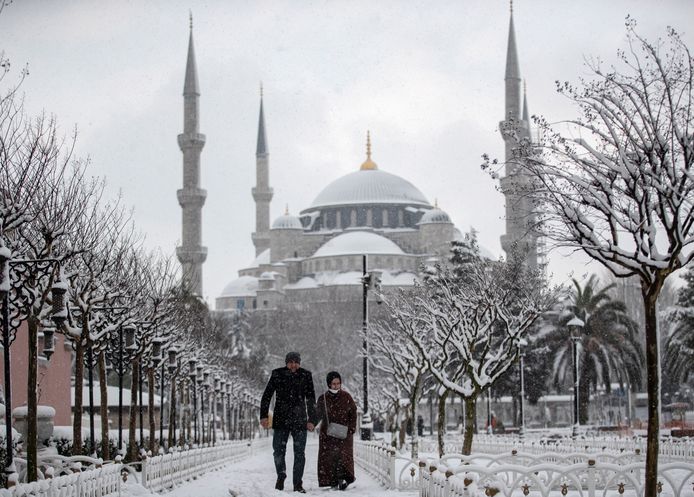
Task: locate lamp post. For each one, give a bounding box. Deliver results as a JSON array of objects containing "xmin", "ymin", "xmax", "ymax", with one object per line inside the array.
[
  {"xmin": 149, "ymin": 338, "xmax": 163, "ymax": 453},
  {"xmin": 517, "ymin": 338, "xmax": 527, "ymax": 441},
  {"xmin": 188, "ymin": 358, "xmax": 198, "ymax": 445},
  {"xmin": 360, "ymin": 255, "xmax": 382, "ymax": 441},
  {"xmin": 225, "ymin": 382, "xmax": 232, "ymax": 440},
  {"xmin": 167, "ymin": 348, "xmax": 178, "ymax": 448},
  {"xmin": 219, "ymin": 379, "xmax": 226, "ymax": 441},
  {"xmin": 213, "ymin": 375, "xmax": 220, "ymax": 445},
  {"xmin": 568, "ymin": 316, "xmax": 585, "ymax": 439},
  {"xmin": 0, "ymin": 249, "xmax": 66, "ymax": 481},
  {"xmin": 202, "ymin": 370, "xmax": 210, "ymax": 443}
]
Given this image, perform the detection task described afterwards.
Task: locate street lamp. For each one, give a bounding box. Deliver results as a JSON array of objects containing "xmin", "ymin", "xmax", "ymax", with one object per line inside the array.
[
  {"xmin": 568, "ymin": 316, "xmax": 585, "ymax": 439},
  {"xmin": 517, "ymin": 338, "xmax": 527, "ymax": 441},
  {"xmin": 167, "ymin": 347, "xmax": 178, "ymax": 448},
  {"xmin": 360, "ymin": 255, "xmax": 382, "ymax": 441},
  {"xmin": 188, "ymin": 358, "xmax": 198, "ymax": 445}
]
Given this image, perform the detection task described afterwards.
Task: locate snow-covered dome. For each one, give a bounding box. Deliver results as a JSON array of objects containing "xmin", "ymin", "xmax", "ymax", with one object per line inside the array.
[
  {"xmin": 246, "ymin": 248, "xmax": 270, "ymax": 269},
  {"xmin": 308, "ymin": 169, "xmax": 430, "ymax": 209},
  {"xmin": 418, "ymin": 208, "xmax": 451, "ymax": 224},
  {"xmin": 272, "ymin": 213, "xmax": 303, "ymax": 230},
  {"xmin": 219, "ymin": 275, "xmax": 259, "ymax": 297},
  {"xmin": 312, "ymin": 231, "xmax": 404, "ymax": 258}
]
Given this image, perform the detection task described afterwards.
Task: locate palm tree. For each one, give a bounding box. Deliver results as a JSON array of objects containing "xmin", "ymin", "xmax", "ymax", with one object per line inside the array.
[
  {"xmin": 664, "ymin": 266, "xmax": 694, "ymax": 384},
  {"xmin": 540, "ymin": 275, "xmax": 643, "ymax": 424}
]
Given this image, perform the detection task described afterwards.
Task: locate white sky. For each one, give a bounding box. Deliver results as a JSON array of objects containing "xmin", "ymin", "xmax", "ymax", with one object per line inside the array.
[{"xmin": 3, "ymin": 1, "xmax": 693, "ymax": 306}]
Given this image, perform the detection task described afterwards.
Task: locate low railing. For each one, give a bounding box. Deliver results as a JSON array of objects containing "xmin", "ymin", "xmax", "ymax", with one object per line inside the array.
[
  {"xmin": 355, "ymin": 440, "xmax": 694, "ymax": 496},
  {"xmin": 419, "ymin": 434, "xmax": 694, "ymax": 462},
  {"xmin": 0, "ymin": 438, "xmax": 270, "ymax": 497}
]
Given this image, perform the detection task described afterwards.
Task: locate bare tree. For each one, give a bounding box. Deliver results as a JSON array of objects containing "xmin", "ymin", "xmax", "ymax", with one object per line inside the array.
[
  {"xmin": 484, "ymin": 19, "xmax": 694, "ymax": 493},
  {"xmin": 393, "ymin": 249, "xmax": 557, "ymax": 455},
  {"xmin": 371, "ymin": 297, "xmax": 429, "ymax": 458}
]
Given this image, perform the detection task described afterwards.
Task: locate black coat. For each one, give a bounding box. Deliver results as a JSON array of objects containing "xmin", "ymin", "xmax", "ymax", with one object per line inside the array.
[{"xmin": 260, "ymin": 367, "xmax": 318, "ymax": 430}]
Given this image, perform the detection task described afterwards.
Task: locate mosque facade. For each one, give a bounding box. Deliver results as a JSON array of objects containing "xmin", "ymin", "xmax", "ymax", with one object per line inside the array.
[{"xmin": 175, "ymin": 8, "xmax": 538, "ymax": 310}]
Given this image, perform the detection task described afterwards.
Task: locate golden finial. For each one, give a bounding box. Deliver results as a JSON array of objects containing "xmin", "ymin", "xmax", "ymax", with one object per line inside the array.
[
  {"xmin": 510, "ymin": 0, "xmax": 513, "ymax": 14},
  {"xmin": 523, "ymin": 79, "xmax": 527, "ymax": 95},
  {"xmin": 189, "ymin": 10, "xmax": 193, "ymax": 30},
  {"xmin": 434, "ymin": 198, "xmax": 439, "ymax": 208},
  {"xmin": 360, "ymin": 130, "xmax": 378, "ymax": 170},
  {"xmin": 284, "ymin": 204, "xmax": 289, "ymax": 215},
  {"xmin": 260, "ymin": 82, "xmax": 264, "ymax": 99}
]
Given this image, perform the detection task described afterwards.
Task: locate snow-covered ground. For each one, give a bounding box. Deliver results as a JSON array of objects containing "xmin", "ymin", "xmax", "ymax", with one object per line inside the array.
[{"xmin": 122, "ymin": 435, "xmax": 414, "ymax": 497}]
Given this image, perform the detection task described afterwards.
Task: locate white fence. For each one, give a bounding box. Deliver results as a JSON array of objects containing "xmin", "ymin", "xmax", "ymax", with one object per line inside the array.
[
  {"xmin": 418, "ymin": 434, "xmax": 694, "ymax": 462},
  {"xmin": 355, "ymin": 440, "xmax": 694, "ymax": 497},
  {"xmin": 0, "ymin": 438, "xmax": 270, "ymax": 497}
]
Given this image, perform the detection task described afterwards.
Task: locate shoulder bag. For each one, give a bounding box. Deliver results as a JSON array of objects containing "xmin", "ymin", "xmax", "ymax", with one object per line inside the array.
[{"xmin": 323, "ymin": 393, "xmax": 349, "ymax": 439}]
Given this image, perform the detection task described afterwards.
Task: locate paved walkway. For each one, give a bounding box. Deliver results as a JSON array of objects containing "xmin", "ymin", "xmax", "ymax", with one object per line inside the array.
[{"xmin": 165, "ymin": 435, "xmax": 415, "ymax": 497}]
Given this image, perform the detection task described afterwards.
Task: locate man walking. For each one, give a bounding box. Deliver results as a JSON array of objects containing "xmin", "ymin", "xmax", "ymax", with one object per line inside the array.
[{"xmin": 260, "ymin": 352, "xmax": 317, "ymax": 493}]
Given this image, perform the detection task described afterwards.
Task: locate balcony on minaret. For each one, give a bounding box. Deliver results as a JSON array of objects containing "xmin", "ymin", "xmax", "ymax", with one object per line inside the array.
[
  {"xmin": 177, "ymin": 187, "xmax": 207, "ymax": 208},
  {"xmin": 252, "ymin": 186, "xmax": 274, "ymax": 203},
  {"xmin": 176, "ymin": 246, "xmax": 208, "ymax": 264},
  {"xmin": 177, "ymin": 132, "xmax": 206, "ymax": 151}
]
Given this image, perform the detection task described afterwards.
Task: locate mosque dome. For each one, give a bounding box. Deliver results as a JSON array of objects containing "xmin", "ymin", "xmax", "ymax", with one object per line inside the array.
[
  {"xmin": 271, "ymin": 212, "xmax": 303, "ymax": 230},
  {"xmin": 312, "ymin": 231, "xmax": 404, "ymax": 258},
  {"xmin": 418, "ymin": 207, "xmax": 451, "ymax": 225},
  {"xmin": 219, "ymin": 275, "xmax": 259, "ymax": 297},
  {"xmin": 307, "ymin": 132, "xmax": 429, "ymax": 209}
]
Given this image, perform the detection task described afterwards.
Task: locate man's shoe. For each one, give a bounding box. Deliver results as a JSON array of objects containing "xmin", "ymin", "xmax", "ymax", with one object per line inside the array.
[
  {"xmin": 338, "ymin": 480, "xmax": 350, "ymax": 491},
  {"xmin": 275, "ymin": 474, "xmax": 286, "ymax": 491},
  {"xmin": 294, "ymin": 484, "xmax": 307, "ymax": 493}
]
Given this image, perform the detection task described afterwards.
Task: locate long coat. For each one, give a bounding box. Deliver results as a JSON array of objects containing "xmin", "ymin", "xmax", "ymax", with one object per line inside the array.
[
  {"xmin": 315, "ymin": 390, "xmax": 357, "ymax": 487},
  {"xmin": 260, "ymin": 367, "xmax": 317, "ymax": 430}
]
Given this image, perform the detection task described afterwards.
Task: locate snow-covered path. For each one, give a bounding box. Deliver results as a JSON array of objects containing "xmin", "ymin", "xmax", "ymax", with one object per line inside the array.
[{"xmin": 165, "ymin": 436, "xmax": 415, "ymax": 497}]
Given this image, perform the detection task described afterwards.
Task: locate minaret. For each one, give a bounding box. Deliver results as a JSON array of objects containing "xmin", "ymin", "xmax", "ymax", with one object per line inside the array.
[
  {"xmin": 251, "ymin": 86, "xmax": 273, "ymax": 256},
  {"xmin": 499, "ymin": 1, "xmax": 538, "ymax": 269},
  {"xmin": 176, "ymin": 14, "xmax": 207, "ymax": 296}
]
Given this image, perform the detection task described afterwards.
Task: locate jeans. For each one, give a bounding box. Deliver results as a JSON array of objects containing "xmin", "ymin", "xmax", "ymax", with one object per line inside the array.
[{"xmin": 272, "ymin": 427, "xmax": 307, "ymax": 485}]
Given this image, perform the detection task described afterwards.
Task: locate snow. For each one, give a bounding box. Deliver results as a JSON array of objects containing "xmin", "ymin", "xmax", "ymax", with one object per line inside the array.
[
  {"xmin": 308, "ymin": 169, "xmax": 430, "ymax": 208},
  {"xmin": 12, "ymin": 406, "xmax": 55, "ymax": 417},
  {"xmin": 159, "ymin": 437, "xmax": 412, "ymax": 497},
  {"xmin": 70, "ymin": 385, "xmax": 162, "ymax": 406},
  {"xmin": 312, "ymin": 231, "xmax": 404, "ymax": 257},
  {"xmin": 219, "ymin": 275, "xmax": 260, "ymax": 297}
]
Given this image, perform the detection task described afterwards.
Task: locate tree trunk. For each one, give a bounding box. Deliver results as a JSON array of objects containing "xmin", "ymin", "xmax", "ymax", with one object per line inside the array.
[
  {"xmin": 98, "ymin": 353, "xmax": 109, "ymax": 460},
  {"xmin": 168, "ymin": 376, "xmax": 176, "ymax": 448},
  {"xmin": 127, "ymin": 359, "xmax": 139, "ymax": 462},
  {"xmin": 579, "ymin": 373, "xmax": 591, "ymax": 425},
  {"xmin": 72, "ymin": 334, "xmax": 85, "ymax": 455},
  {"xmin": 436, "ymin": 389, "xmax": 449, "ymax": 457},
  {"xmin": 409, "ymin": 378, "xmax": 420, "ymax": 459},
  {"xmin": 148, "ymin": 367, "xmax": 156, "ymax": 454},
  {"xmin": 643, "ymin": 286, "xmax": 662, "ymax": 497},
  {"xmin": 26, "ymin": 316, "xmax": 39, "ymax": 481},
  {"xmin": 462, "ymin": 396, "xmax": 476, "ymax": 455}
]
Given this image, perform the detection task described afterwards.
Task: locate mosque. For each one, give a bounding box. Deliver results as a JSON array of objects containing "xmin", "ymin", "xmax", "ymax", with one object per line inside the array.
[{"xmin": 174, "ymin": 7, "xmax": 539, "ymax": 314}]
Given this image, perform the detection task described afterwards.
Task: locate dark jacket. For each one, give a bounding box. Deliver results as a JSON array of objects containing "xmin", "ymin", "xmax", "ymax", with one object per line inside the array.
[{"xmin": 260, "ymin": 367, "xmax": 318, "ymax": 430}]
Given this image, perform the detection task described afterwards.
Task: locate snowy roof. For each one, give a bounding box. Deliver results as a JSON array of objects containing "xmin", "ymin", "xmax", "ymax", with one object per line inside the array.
[
  {"xmin": 307, "ymin": 169, "xmax": 430, "ymax": 209},
  {"xmin": 246, "ymin": 248, "xmax": 270, "ymax": 269},
  {"xmin": 312, "ymin": 231, "xmax": 405, "ymax": 258},
  {"xmin": 311, "ymin": 270, "xmax": 417, "ymax": 287},
  {"xmin": 219, "ymin": 275, "xmax": 259, "ymax": 297},
  {"xmin": 284, "ymin": 277, "xmax": 320, "ymax": 289},
  {"xmin": 271, "ymin": 213, "xmax": 303, "ymax": 230},
  {"xmin": 71, "ymin": 385, "xmax": 161, "ymax": 407},
  {"xmin": 418, "ymin": 208, "xmax": 451, "ymax": 225}
]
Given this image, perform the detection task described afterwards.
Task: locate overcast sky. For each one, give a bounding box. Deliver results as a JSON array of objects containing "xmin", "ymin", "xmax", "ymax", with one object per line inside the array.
[{"xmin": 3, "ymin": 1, "xmax": 693, "ymax": 305}]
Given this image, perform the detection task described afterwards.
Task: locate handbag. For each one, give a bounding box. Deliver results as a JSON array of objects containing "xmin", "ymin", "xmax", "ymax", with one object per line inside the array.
[{"xmin": 323, "ymin": 393, "xmax": 349, "ymax": 439}]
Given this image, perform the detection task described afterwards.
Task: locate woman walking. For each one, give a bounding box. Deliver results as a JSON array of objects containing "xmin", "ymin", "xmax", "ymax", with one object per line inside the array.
[{"xmin": 316, "ymin": 371, "xmax": 357, "ymax": 490}]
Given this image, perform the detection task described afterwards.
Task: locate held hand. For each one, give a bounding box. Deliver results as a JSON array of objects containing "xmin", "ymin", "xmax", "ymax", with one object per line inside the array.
[
  {"xmin": 260, "ymin": 418, "xmax": 269, "ymax": 429},
  {"xmin": 307, "ymin": 422, "xmax": 315, "ymax": 432}
]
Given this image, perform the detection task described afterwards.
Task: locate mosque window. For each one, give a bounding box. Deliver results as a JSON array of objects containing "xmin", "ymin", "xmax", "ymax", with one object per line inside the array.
[
  {"xmin": 350, "ymin": 209, "xmax": 357, "ymax": 227},
  {"xmin": 236, "ymin": 299, "xmax": 245, "ymax": 310},
  {"xmin": 263, "ymin": 300, "xmax": 268, "ymax": 307},
  {"xmin": 336, "ymin": 210, "xmax": 342, "ymax": 229},
  {"xmin": 253, "ymin": 299, "xmax": 257, "ymax": 309},
  {"xmin": 366, "ymin": 209, "xmax": 373, "ymax": 226},
  {"xmin": 382, "ymin": 209, "xmax": 388, "ymax": 227},
  {"xmin": 398, "ymin": 210, "xmax": 404, "ymax": 227}
]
